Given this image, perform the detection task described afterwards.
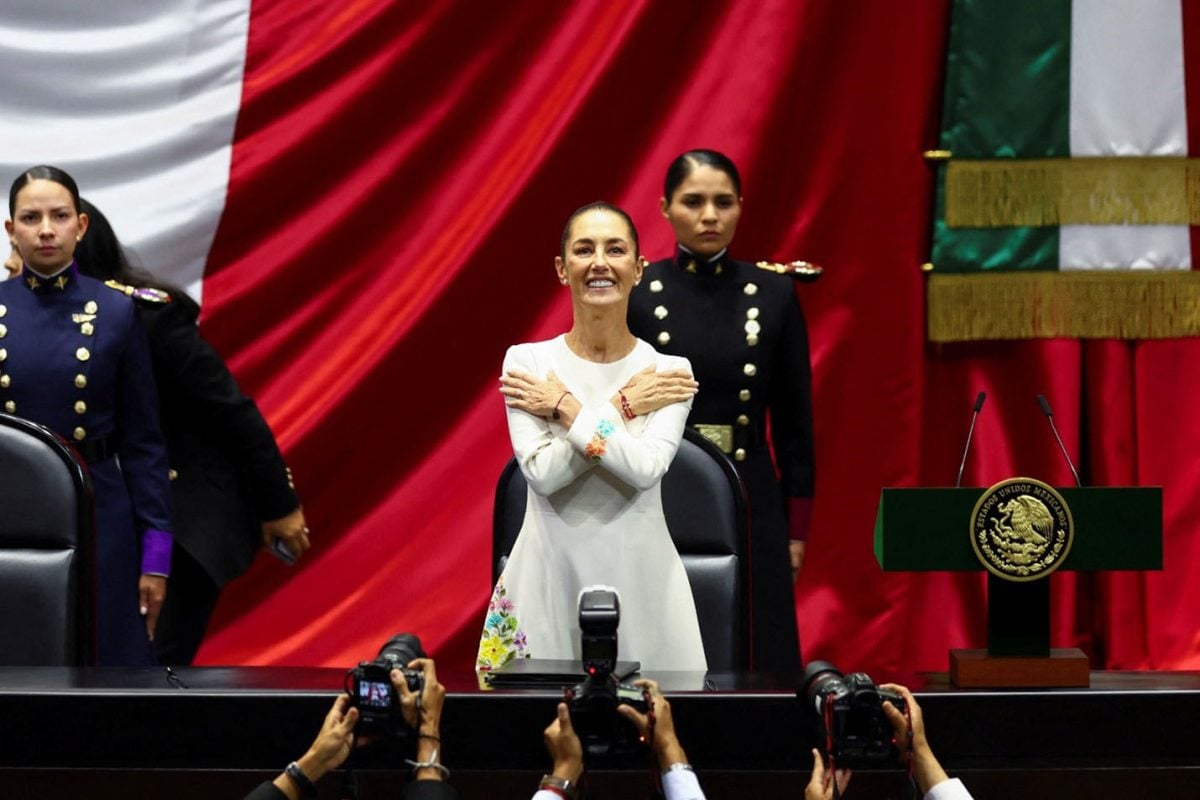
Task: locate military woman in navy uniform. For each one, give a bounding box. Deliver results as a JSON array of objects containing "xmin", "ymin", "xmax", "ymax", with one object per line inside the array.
[
  {"xmin": 628, "ymin": 149, "xmax": 815, "ymax": 673},
  {"xmin": 2, "ymin": 165, "xmax": 172, "ymax": 666}
]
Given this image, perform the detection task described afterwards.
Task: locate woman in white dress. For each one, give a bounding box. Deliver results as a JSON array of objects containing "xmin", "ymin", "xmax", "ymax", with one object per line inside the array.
[{"xmin": 476, "ymin": 202, "xmax": 708, "ymax": 674}]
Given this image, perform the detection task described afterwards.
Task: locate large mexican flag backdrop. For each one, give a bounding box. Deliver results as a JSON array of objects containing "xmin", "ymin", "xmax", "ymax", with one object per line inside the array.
[{"xmin": 3, "ymin": 1, "xmax": 1198, "ymax": 672}]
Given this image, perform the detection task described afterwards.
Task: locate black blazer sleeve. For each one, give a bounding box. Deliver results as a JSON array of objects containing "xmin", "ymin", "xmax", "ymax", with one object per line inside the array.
[
  {"xmin": 767, "ymin": 287, "xmax": 815, "ymax": 501},
  {"xmin": 142, "ymin": 302, "xmax": 300, "ymax": 521}
]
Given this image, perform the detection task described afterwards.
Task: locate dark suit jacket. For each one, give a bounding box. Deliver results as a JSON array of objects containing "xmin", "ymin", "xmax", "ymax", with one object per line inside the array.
[{"xmin": 140, "ymin": 299, "xmax": 299, "ymax": 587}]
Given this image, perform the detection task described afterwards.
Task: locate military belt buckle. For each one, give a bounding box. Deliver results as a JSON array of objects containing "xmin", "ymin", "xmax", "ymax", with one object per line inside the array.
[{"xmin": 692, "ymin": 424, "xmax": 733, "ymax": 454}]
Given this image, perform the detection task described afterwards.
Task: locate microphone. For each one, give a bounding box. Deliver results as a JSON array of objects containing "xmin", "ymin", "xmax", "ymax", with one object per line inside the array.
[
  {"xmin": 1036, "ymin": 394, "xmax": 1082, "ymax": 488},
  {"xmin": 955, "ymin": 391, "xmax": 986, "ymax": 488}
]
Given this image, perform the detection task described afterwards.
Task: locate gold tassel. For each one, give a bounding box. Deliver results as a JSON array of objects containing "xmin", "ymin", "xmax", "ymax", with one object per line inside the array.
[
  {"xmin": 944, "ymin": 157, "xmax": 1200, "ymax": 227},
  {"xmin": 927, "ymin": 271, "xmax": 1200, "ymax": 342}
]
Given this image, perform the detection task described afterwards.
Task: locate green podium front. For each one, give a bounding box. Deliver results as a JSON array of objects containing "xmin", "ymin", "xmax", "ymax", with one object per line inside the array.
[{"xmin": 874, "ymin": 486, "xmax": 1162, "ymax": 686}]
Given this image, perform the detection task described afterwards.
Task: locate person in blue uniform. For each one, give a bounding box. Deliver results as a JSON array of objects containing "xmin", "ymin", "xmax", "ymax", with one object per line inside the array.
[
  {"xmin": 71, "ymin": 199, "xmax": 310, "ymax": 665},
  {"xmin": 628, "ymin": 149, "xmax": 815, "ymax": 673},
  {"xmin": 2, "ymin": 165, "xmax": 172, "ymax": 666}
]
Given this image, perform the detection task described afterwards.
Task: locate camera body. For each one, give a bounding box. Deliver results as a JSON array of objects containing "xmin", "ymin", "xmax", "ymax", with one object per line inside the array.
[
  {"xmin": 568, "ymin": 587, "xmax": 649, "ymax": 757},
  {"xmin": 346, "ymin": 633, "xmax": 426, "ymax": 736},
  {"xmin": 802, "ymin": 660, "xmax": 906, "ymax": 768}
]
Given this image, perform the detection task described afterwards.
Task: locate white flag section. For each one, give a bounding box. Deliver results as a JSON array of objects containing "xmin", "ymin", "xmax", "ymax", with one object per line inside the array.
[
  {"xmin": 1062, "ymin": 0, "xmax": 1191, "ymax": 270},
  {"xmin": 0, "ymin": 0, "xmax": 250, "ymax": 302}
]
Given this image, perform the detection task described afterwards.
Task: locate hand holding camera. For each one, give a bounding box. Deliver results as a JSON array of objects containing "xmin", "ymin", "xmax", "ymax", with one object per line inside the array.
[
  {"xmin": 616, "ymin": 678, "xmax": 690, "ymax": 772},
  {"xmin": 880, "ymin": 683, "xmax": 950, "ymax": 796},
  {"xmin": 543, "ymin": 701, "xmax": 585, "ymax": 785}
]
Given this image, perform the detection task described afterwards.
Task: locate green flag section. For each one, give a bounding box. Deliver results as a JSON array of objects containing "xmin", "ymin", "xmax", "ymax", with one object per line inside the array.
[{"xmin": 927, "ymin": 0, "xmax": 1200, "ymax": 342}]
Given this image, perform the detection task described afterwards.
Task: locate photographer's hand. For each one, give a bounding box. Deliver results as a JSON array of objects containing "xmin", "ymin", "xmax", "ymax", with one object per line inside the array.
[
  {"xmin": 880, "ymin": 683, "xmax": 948, "ymax": 796},
  {"xmin": 805, "ymin": 748, "xmax": 851, "ymax": 800},
  {"xmin": 270, "ymin": 694, "xmax": 359, "ymax": 799},
  {"xmin": 395, "ymin": 658, "xmax": 447, "ymax": 782},
  {"xmin": 543, "ymin": 701, "xmax": 584, "ymax": 783},
  {"xmin": 616, "ymin": 678, "xmax": 687, "ymax": 770}
]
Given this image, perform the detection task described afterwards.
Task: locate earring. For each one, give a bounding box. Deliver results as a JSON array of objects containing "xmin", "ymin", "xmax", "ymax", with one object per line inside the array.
[{"xmin": 560, "ymin": 277, "xmax": 568, "ymax": 285}]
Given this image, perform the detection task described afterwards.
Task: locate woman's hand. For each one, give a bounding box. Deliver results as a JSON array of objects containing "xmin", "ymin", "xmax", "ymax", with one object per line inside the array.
[
  {"xmin": 261, "ymin": 506, "xmax": 311, "ymax": 562},
  {"xmin": 501, "ymin": 370, "xmax": 570, "ymax": 419},
  {"xmin": 617, "ymin": 366, "xmax": 698, "ymax": 417},
  {"xmin": 138, "ymin": 575, "xmax": 167, "ymax": 640}
]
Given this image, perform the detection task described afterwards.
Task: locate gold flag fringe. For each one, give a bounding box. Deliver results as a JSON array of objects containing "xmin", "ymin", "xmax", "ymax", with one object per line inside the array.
[
  {"xmin": 944, "ymin": 157, "xmax": 1200, "ymax": 227},
  {"xmin": 927, "ymin": 271, "xmax": 1200, "ymax": 342}
]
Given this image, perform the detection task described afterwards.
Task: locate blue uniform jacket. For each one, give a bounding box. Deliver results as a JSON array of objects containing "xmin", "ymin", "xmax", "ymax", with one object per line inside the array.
[{"xmin": 0, "ymin": 263, "xmax": 172, "ymax": 567}]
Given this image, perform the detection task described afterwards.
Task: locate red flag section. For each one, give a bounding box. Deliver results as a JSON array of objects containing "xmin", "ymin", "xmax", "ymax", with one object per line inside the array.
[{"xmin": 196, "ymin": 0, "xmax": 1200, "ymax": 672}]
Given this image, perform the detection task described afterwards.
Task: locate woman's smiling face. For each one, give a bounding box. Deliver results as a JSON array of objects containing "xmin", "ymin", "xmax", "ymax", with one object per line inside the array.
[{"xmin": 556, "ymin": 208, "xmax": 642, "ymax": 309}]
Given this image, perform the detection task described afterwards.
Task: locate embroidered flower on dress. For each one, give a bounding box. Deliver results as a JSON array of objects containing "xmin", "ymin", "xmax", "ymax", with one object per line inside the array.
[
  {"xmin": 476, "ymin": 578, "xmax": 530, "ymax": 671},
  {"xmin": 585, "ymin": 418, "xmax": 617, "ymax": 462}
]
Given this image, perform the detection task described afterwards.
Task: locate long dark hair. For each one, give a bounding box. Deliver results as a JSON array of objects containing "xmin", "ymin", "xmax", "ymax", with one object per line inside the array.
[
  {"xmin": 75, "ymin": 198, "xmax": 200, "ymax": 319},
  {"xmin": 9, "ymin": 165, "xmax": 82, "ymax": 216},
  {"xmin": 662, "ymin": 149, "xmax": 742, "ymax": 201}
]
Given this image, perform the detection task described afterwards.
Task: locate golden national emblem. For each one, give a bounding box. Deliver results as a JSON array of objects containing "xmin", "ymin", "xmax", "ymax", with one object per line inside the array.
[{"xmin": 970, "ymin": 478, "xmax": 1074, "ymax": 582}]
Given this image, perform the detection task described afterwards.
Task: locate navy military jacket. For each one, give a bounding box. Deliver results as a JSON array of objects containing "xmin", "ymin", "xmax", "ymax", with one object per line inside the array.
[
  {"xmin": 628, "ymin": 248, "xmax": 815, "ymax": 515},
  {"xmin": 0, "ymin": 263, "xmax": 172, "ymax": 543}
]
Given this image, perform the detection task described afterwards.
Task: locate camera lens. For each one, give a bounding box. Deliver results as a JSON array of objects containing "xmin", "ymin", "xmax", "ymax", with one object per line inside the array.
[
  {"xmin": 801, "ymin": 660, "xmax": 846, "ymax": 713},
  {"xmin": 377, "ymin": 632, "xmax": 425, "ymax": 668}
]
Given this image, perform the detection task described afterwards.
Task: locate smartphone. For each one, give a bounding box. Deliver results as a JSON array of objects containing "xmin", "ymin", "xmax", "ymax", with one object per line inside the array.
[{"xmin": 270, "ymin": 536, "xmax": 297, "ymax": 566}]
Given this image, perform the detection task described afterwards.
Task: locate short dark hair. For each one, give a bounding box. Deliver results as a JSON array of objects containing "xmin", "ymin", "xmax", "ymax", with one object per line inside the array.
[
  {"xmin": 559, "ymin": 201, "xmax": 640, "ymax": 260},
  {"xmin": 9, "ymin": 165, "xmax": 82, "ymax": 217},
  {"xmin": 663, "ymin": 149, "xmax": 742, "ymax": 201}
]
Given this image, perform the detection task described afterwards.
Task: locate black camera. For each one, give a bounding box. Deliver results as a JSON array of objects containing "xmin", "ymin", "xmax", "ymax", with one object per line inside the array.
[
  {"xmin": 802, "ymin": 660, "xmax": 906, "ymax": 768},
  {"xmin": 567, "ymin": 587, "xmax": 649, "ymax": 758},
  {"xmin": 345, "ymin": 633, "xmax": 426, "ymax": 736}
]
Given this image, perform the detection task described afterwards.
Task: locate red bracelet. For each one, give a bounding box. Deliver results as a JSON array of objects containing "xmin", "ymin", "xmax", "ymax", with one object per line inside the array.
[{"xmin": 619, "ymin": 391, "xmax": 636, "ymax": 420}]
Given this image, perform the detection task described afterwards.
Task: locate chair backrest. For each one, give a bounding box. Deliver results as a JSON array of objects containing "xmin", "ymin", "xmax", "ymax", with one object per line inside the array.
[
  {"xmin": 0, "ymin": 413, "xmax": 94, "ymax": 665},
  {"xmin": 493, "ymin": 427, "xmax": 749, "ymax": 670}
]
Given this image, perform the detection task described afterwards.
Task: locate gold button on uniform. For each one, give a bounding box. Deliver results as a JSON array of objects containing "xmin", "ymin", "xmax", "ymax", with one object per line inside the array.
[
  {"xmin": 4, "ymin": 401, "xmax": 14, "ymax": 413},
  {"xmin": 739, "ymin": 389, "xmax": 751, "ymax": 401},
  {"xmin": 746, "ymin": 307, "xmax": 759, "ymax": 320},
  {"xmin": 0, "ymin": 348, "xmax": 6, "ymax": 362},
  {"xmin": 649, "ymin": 280, "xmax": 664, "ymax": 293},
  {"xmin": 0, "ymin": 375, "xmax": 9, "ymax": 388},
  {"xmin": 0, "ymin": 324, "xmax": 7, "ymax": 339},
  {"xmin": 84, "ymin": 301, "xmax": 98, "ymax": 314},
  {"xmin": 744, "ymin": 320, "xmax": 761, "ymax": 335},
  {"xmin": 75, "ymin": 374, "xmax": 87, "ymax": 389},
  {"xmin": 168, "ymin": 469, "xmax": 179, "ymax": 481},
  {"xmin": 76, "ymin": 347, "xmax": 90, "ymax": 362},
  {"xmin": 80, "ymin": 322, "xmax": 95, "ymax": 336},
  {"xmin": 734, "ymin": 448, "xmax": 747, "ymax": 461},
  {"xmin": 73, "ymin": 427, "xmax": 87, "ymax": 441},
  {"xmin": 657, "ymin": 331, "xmax": 671, "ymax": 346},
  {"xmin": 743, "ymin": 283, "xmax": 758, "ymax": 296},
  {"xmin": 743, "ymin": 363, "xmax": 757, "ymax": 377},
  {"xmin": 737, "ymin": 414, "xmax": 749, "ymax": 426},
  {"xmin": 0, "ymin": 304, "xmax": 6, "ymax": 318},
  {"xmin": 746, "ymin": 334, "xmax": 760, "ymax": 346},
  {"xmin": 653, "ymin": 305, "xmax": 668, "ymax": 320},
  {"xmin": 74, "ymin": 401, "xmax": 87, "ymax": 415}
]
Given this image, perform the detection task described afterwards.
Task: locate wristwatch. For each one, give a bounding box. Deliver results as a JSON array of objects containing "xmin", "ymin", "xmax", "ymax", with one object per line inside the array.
[
  {"xmin": 284, "ymin": 761, "xmax": 318, "ymax": 798},
  {"xmin": 539, "ymin": 773, "xmax": 580, "ymax": 799}
]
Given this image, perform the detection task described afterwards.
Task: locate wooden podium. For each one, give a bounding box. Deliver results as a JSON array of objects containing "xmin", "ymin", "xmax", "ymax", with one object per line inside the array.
[{"xmin": 874, "ymin": 486, "xmax": 1162, "ymax": 687}]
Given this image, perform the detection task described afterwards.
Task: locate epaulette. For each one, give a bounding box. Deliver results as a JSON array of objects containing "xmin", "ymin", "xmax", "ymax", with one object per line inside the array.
[
  {"xmin": 104, "ymin": 279, "xmax": 172, "ymax": 304},
  {"xmin": 755, "ymin": 260, "xmax": 823, "ymax": 283}
]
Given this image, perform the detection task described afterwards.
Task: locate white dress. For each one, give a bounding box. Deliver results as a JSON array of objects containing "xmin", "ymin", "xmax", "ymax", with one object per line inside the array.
[{"xmin": 476, "ymin": 335, "xmax": 707, "ymax": 673}]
